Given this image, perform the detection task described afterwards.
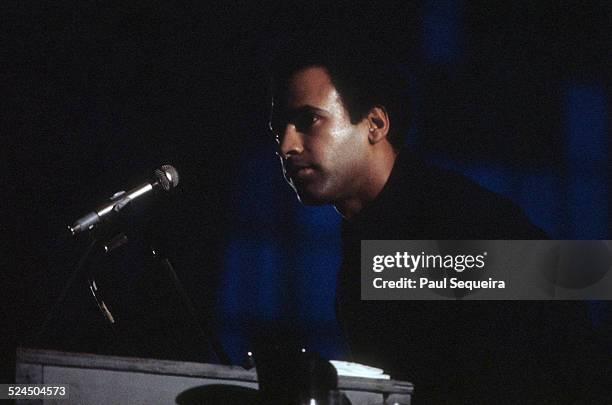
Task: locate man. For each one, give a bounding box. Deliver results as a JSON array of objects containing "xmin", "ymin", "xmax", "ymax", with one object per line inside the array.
[{"xmin": 268, "ymin": 33, "xmax": 604, "ymax": 403}]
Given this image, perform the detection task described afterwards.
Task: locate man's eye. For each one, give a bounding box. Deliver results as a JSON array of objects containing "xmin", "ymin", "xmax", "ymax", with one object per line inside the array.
[{"xmin": 295, "ymin": 113, "xmax": 320, "ymax": 131}]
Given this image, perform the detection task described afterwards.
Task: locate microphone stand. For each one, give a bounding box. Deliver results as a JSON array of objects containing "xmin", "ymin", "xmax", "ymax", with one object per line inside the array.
[
  {"xmin": 34, "ymin": 225, "xmax": 127, "ymax": 345},
  {"xmin": 149, "ymin": 248, "xmax": 230, "ymax": 365},
  {"xmin": 34, "ymin": 235, "xmax": 101, "ymax": 344},
  {"xmin": 36, "ymin": 189, "xmax": 141, "ymax": 342},
  {"xmin": 36, "ymin": 210, "xmax": 230, "ymax": 366}
]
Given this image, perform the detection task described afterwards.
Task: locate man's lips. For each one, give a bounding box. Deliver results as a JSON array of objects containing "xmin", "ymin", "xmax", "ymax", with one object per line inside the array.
[
  {"xmin": 293, "ymin": 167, "xmax": 315, "ymax": 179},
  {"xmin": 286, "ymin": 163, "xmax": 316, "ymax": 179}
]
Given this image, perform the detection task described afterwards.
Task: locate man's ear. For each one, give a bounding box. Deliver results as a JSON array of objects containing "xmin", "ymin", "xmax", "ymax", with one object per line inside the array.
[{"xmin": 366, "ymin": 106, "xmax": 390, "ymax": 144}]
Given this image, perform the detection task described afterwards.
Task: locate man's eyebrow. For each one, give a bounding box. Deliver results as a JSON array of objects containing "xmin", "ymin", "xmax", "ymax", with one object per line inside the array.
[
  {"xmin": 286, "ymin": 105, "xmax": 328, "ymax": 115},
  {"xmin": 270, "ymin": 105, "xmax": 327, "ymax": 131}
]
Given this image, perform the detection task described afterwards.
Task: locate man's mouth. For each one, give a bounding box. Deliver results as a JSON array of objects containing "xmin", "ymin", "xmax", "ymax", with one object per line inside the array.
[
  {"xmin": 286, "ymin": 164, "xmax": 316, "ymax": 180},
  {"xmin": 293, "ymin": 166, "xmax": 315, "ymax": 178}
]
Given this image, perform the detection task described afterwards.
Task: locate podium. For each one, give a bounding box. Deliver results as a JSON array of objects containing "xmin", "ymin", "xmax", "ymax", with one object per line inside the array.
[{"xmin": 16, "ymin": 348, "xmax": 413, "ymax": 404}]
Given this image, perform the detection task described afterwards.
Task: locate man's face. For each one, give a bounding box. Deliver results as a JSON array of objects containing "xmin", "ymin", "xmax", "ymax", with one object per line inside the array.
[{"xmin": 271, "ymin": 66, "xmax": 370, "ymax": 205}]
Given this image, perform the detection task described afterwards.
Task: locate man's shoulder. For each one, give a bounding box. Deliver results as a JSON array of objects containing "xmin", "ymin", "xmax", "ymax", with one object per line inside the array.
[
  {"xmin": 393, "ymin": 153, "xmax": 547, "ymax": 239},
  {"xmin": 421, "ymin": 162, "xmax": 514, "ymax": 212}
]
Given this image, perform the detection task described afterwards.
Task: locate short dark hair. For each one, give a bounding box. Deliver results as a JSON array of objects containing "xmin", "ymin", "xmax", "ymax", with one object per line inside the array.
[{"xmin": 268, "ymin": 30, "xmax": 410, "ymax": 150}]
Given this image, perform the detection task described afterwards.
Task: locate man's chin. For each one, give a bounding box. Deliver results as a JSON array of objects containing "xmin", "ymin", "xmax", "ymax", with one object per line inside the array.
[
  {"xmin": 296, "ymin": 193, "xmax": 329, "ymax": 205},
  {"xmin": 293, "ymin": 187, "xmax": 331, "ymax": 206},
  {"xmin": 287, "ymin": 177, "xmax": 333, "ymax": 205}
]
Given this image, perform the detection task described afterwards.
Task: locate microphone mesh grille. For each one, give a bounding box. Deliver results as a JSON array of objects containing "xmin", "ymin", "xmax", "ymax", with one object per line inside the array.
[{"xmin": 154, "ymin": 165, "xmax": 180, "ymax": 191}]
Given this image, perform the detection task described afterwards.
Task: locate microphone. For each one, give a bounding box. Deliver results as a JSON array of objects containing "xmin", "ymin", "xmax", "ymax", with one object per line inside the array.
[{"xmin": 69, "ymin": 165, "xmax": 179, "ymax": 236}]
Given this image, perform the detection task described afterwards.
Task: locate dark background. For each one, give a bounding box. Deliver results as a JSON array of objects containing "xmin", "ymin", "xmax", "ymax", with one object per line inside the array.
[{"xmin": 2, "ymin": 0, "xmax": 610, "ymax": 382}]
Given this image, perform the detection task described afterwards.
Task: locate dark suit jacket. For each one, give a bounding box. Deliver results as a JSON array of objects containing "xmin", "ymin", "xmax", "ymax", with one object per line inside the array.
[{"xmin": 337, "ymin": 149, "xmax": 607, "ymax": 404}]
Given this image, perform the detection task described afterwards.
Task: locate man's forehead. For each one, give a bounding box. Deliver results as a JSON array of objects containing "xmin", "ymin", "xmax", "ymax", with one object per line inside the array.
[{"xmin": 277, "ymin": 65, "xmax": 337, "ymax": 109}]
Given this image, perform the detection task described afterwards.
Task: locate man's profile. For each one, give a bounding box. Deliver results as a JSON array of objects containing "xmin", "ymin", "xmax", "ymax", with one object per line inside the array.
[
  {"xmin": 267, "ymin": 31, "xmax": 604, "ymax": 403},
  {"xmin": 271, "ymin": 66, "xmax": 397, "ymax": 218}
]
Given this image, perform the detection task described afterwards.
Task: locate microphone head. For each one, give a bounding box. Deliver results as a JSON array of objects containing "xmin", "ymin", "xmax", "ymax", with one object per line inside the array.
[{"xmin": 154, "ymin": 165, "xmax": 180, "ymax": 191}]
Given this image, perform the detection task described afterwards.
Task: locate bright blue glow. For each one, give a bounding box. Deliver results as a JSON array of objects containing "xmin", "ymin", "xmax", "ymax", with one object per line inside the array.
[
  {"xmin": 221, "ymin": 237, "xmax": 282, "ymax": 320},
  {"xmin": 294, "ymin": 205, "xmax": 341, "ymax": 237},
  {"xmin": 294, "ymin": 246, "xmax": 341, "ymax": 322},
  {"xmin": 292, "ymin": 244, "xmax": 344, "ymax": 359},
  {"xmin": 292, "ymin": 205, "xmax": 341, "ymax": 322}
]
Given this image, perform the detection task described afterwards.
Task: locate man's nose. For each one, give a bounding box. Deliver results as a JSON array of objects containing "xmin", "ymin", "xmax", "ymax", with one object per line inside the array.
[{"xmin": 278, "ymin": 124, "xmax": 303, "ymax": 158}]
